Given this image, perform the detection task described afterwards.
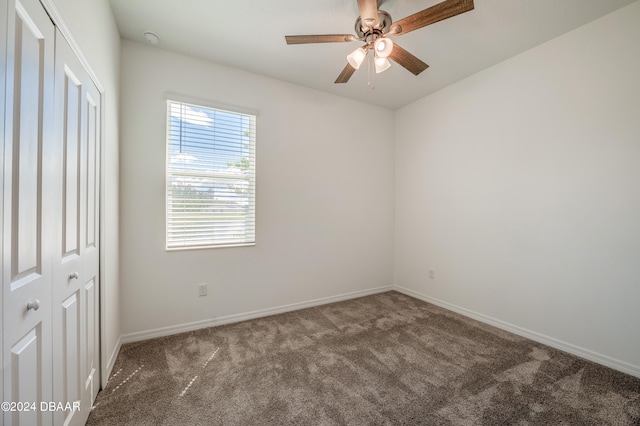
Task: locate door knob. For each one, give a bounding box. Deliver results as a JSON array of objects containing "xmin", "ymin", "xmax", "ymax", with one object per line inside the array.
[
  {"xmin": 69, "ymin": 272, "xmax": 79, "ymax": 280},
  {"xmin": 27, "ymin": 299, "xmax": 40, "ymax": 311}
]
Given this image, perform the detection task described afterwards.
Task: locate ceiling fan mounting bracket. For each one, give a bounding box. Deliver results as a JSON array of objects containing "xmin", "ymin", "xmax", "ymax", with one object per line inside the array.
[{"xmin": 355, "ymin": 10, "xmax": 393, "ymax": 39}]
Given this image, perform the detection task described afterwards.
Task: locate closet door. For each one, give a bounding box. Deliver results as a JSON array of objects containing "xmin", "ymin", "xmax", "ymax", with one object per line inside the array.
[
  {"xmin": 3, "ymin": 1, "xmax": 102, "ymax": 424},
  {"xmin": 51, "ymin": 29, "xmax": 101, "ymax": 426},
  {"xmin": 1, "ymin": 0, "xmax": 56, "ymax": 424}
]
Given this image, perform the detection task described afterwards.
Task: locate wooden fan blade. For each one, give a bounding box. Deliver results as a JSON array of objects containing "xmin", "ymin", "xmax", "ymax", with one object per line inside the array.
[
  {"xmin": 389, "ymin": 44, "xmax": 429, "ymax": 76},
  {"xmin": 357, "ymin": 0, "xmax": 379, "ymax": 27},
  {"xmin": 285, "ymin": 34, "xmax": 356, "ymax": 44},
  {"xmin": 335, "ymin": 63, "xmax": 356, "ymax": 83},
  {"xmin": 390, "ymin": 0, "xmax": 474, "ymax": 36}
]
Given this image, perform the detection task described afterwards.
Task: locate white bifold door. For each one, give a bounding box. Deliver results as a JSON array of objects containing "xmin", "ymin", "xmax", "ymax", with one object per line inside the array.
[
  {"xmin": 50, "ymin": 19, "xmax": 102, "ymax": 426},
  {"xmin": 2, "ymin": 0, "xmax": 102, "ymax": 424},
  {"xmin": 1, "ymin": 0, "xmax": 55, "ymax": 423}
]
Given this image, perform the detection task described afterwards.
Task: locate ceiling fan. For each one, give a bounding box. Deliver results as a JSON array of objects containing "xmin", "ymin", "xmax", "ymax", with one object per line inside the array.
[{"xmin": 285, "ymin": 0, "xmax": 474, "ymax": 84}]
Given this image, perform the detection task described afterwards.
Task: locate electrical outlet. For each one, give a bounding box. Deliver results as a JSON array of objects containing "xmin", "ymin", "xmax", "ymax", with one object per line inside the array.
[
  {"xmin": 429, "ymin": 269, "xmax": 435, "ymax": 279},
  {"xmin": 198, "ymin": 283, "xmax": 207, "ymax": 297}
]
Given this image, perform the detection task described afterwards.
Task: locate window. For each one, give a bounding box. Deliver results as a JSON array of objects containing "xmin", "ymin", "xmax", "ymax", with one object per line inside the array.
[{"xmin": 166, "ymin": 98, "xmax": 256, "ymax": 250}]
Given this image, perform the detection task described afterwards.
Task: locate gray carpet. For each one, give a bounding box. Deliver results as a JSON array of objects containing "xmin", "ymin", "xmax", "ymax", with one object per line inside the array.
[{"xmin": 87, "ymin": 291, "xmax": 640, "ymax": 425}]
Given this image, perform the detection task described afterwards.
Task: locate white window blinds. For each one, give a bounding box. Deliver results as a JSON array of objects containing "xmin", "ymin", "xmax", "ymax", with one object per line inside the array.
[{"xmin": 166, "ymin": 99, "xmax": 256, "ymax": 249}]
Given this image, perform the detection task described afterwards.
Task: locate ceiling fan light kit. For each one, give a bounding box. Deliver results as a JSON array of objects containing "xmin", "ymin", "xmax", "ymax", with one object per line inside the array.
[
  {"xmin": 285, "ymin": 0, "xmax": 474, "ymax": 85},
  {"xmin": 347, "ymin": 47, "xmax": 367, "ymax": 69},
  {"xmin": 374, "ymin": 56, "xmax": 391, "ymax": 73},
  {"xmin": 374, "ymin": 37, "xmax": 393, "ymax": 58}
]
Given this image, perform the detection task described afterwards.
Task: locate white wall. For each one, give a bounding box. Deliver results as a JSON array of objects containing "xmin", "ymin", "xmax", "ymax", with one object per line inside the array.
[
  {"xmin": 395, "ymin": 1, "xmax": 640, "ymax": 376},
  {"xmin": 119, "ymin": 41, "xmax": 395, "ymax": 337},
  {"xmin": 48, "ymin": 0, "xmax": 121, "ymax": 380}
]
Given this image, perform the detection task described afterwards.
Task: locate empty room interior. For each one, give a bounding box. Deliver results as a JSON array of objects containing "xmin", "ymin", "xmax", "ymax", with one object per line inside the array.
[{"xmin": 2, "ymin": 0, "xmax": 640, "ymax": 424}]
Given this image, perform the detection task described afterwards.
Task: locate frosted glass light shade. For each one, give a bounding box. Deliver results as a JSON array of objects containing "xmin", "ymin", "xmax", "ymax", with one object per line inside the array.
[
  {"xmin": 347, "ymin": 47, "xmax": 367, "ymax": 69},
  {"xmin": 374, "ymin": 38, "xmax": 393, "ymax": 58},
  {"xmin": 374, "ymin": 56, "xmax": 391, "ymax": 73}
]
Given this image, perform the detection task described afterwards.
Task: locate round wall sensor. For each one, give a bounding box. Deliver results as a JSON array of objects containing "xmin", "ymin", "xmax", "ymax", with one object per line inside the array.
[{"xmin": 144, "ymin": 31, "xmax": 160, "ymax": 44}]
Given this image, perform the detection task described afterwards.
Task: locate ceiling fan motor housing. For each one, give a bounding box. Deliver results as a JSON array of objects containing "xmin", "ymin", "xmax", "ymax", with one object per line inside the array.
[{"xmin": 355, "ymin": 10, "xmax": 393, "ymax": 39}]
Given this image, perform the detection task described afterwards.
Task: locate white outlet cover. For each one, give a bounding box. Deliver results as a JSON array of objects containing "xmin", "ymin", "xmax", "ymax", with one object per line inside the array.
[{"xmin": 198, "ymin": 284, "xmax": 207, "ymax": 296}]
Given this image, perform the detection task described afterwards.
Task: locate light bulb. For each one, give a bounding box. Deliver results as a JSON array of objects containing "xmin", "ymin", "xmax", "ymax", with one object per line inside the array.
[
  {"xmin": 374, "ymin": 37, "xmax": 393, "ymax": 58},
  {"xmin": 347, "ymin": 47, "xmax": 367, "ymax": 69},
  {"xmin": 374, "ymin": 56, "xmax": 391, "ymax": 73}
]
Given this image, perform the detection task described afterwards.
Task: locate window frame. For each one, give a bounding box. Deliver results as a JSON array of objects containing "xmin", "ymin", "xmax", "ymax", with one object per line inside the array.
[{"xmin": 164, "ymin": 93, "xmax": 257, "ymax": 251}]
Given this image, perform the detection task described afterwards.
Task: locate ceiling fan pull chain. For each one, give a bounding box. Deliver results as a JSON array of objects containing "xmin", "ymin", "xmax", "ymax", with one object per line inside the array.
[{"xmin": 367, "ymin": 49, "xmax": 375, "ymax": 89}]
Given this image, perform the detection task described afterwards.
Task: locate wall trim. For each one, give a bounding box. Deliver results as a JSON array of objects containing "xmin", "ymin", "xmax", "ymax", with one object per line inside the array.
[
  {"xmin": 121, "ymin": 285, "xmax": 393, "ymax": 344},
  {"xmin": 118, "ymin": 283, "xmax": 639, "ymax": 379},
  {"xmin": 39, "ymin": 0, "xmax": 105, "ymax": 93},
  {"xmin": 38, "ymin": 0, "xmax": 115, "ymax": 394},
  {"xmin": 103, "ymin": 335, "xmax": 122, "ymax": 387},
  {"xmin": 394, "ymin": 285, "xmax": 640, "ymax": 379}
]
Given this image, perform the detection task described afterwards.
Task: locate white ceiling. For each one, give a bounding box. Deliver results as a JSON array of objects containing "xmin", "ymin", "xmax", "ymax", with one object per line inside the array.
[{"xmin": 108, "ymin": 0, "xmax": 636, "ymax": 110}]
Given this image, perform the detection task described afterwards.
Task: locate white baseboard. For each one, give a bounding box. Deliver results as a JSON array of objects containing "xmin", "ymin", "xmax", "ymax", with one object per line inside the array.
[
  {"xmin": 100, "ymin": 336, "xmax": 122, "ymax": 389},
  {"xmin": 394, "ymin": 285, "xmax": 640, "ymax": 379},
  {"xmin": 102, "ymin": 335, "xmax": 122, "ymax": 388},
  {"xmin": 121, "ymin": 285, "xmax": 393, "ymax": 344}
]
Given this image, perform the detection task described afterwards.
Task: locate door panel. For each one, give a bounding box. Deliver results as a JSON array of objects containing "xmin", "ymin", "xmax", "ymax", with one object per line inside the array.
[
  {"xmin": 58, "ymin": 292, "xmax": 81, "ymax": 426},
  {"xmin": 52, "ymin": 29, "xmax": 101, "ymax": 426},
  {"xmin": 2, "ymin": 0, "xmax": 55, "ymax": 424},
  {"xmin": 63, "ymin": 66, "xmax": 82, "ymax": 258},
  {"xmin": 83, "ymin": 67, "xmax": 101, "ymax": 406},
  {"xmin": 14, "ymin": 12, "xmax": 41, "ymax": 276},
  {"xmin": 84, "ymin": 279, "xmax": 97, "ymax": 394},
  {"xmin": 11, "ymin": 326, "xmax": 41, "ymax": 425},
  {"xmin": 86, "ymin": 93, "xmax": 98, "ymax": 250},
  {"xmin": 62, "ymin": 292, "xmax": 80, "ymax": 405}
]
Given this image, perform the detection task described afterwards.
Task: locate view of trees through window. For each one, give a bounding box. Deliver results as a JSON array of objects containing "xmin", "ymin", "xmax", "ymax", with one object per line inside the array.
[{"xmin": 166, "ymin": 100, "xmax": 256, "ymax": 249}]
